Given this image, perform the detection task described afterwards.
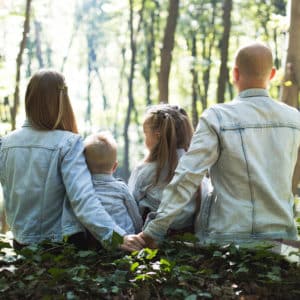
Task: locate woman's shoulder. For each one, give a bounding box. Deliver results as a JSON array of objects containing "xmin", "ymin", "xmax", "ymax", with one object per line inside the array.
[{"xmin": 49, "ymin": 130, "xmax": 82, "ymax": 149}]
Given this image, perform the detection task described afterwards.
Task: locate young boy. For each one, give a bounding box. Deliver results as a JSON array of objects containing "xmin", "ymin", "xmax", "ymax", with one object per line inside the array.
[{"xmin": 84, "ymin": 131, "xmax": 143, "ymax": 235}]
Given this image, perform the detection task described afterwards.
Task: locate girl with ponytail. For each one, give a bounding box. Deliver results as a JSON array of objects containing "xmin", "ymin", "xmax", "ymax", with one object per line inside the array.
[{"xmin": 128, "ymin": 104, "xmax": 197, "ymax": 232}]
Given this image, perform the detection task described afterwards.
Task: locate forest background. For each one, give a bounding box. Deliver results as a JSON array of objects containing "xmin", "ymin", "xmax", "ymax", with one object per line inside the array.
[
  {"xmin": 0, "ymin": 0, "xmax": 299, "ymax": 193},
  {"xmin": 0, "ymin": 2, "xmax": 300, "ymax": 298}
]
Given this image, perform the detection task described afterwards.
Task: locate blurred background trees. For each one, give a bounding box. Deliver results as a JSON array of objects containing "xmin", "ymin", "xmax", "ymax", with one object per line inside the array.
[{"xmin": 0, "ymin": 0, "xmax": 298, "ymax": 192}]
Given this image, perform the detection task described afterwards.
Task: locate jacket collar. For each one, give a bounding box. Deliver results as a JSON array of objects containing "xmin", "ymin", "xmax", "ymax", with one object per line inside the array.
[
  {"xmin": 92, "ymin": 173, "xmax": 115, "ymax": 182},
  {"xmin": 22, "ymin": 119, "xmax": 32, "ymax": 128},
  {"xmin": 238, "ymin": 88, "xmax": 269, "ymax": 99}
]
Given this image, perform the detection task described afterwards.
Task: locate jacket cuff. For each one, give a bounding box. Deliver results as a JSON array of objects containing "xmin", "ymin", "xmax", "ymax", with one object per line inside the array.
[{"xmin": 143, "ymin": 221, "xmax": 167, "ymax": 242}]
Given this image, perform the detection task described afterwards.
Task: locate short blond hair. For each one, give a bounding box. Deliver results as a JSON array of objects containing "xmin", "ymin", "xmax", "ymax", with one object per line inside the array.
[
  {"xmin": 235, "ymin": 42, "xmax": 273, "ymax": 81},
  {"xmin": 84, "ymin": 131, "xmax": 117, "ymax": 174}
]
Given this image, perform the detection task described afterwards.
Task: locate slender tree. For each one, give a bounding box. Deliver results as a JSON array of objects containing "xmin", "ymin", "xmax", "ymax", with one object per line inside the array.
[
  {"xmin": 123, "ymin": 0, "xmax": 146, "ymax": 180},
  {"xmin": 11, "ymin": 0, "xmax": 32, "ymax": 130},
  {"xmin": 158, "ymin": 0, "xmax": 179, "ymax": 103},
  {"xmin": 189, "ymin": 34, "xmax": 200, "ymax": 128},
  {"xmin": 34, "ymin": 21, "xmax": 44, "ymax": 68},
  {"xmin": 142, "ymin": 3, "xmax": 159, "ymax": 106},
  {"xmin": 60, "ymin": 2, "xmax": 82, "ymax": 72},
  {"xmin": 280, "ymin": 0, "xmax": 300, "ymax": 194},
  {"xmin": 216, "ymin": 0, "xmax": 232, "ymax": 103},
  {"xmin": 201, "ymin": 0, "xmax": 218, "ymax": 110}
]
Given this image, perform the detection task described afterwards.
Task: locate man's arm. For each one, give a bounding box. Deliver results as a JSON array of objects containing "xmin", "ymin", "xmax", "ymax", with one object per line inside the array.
[
  {"xmin": 121, "ymin": 108, "xmax": 221, "ymax": 249},
  {"xmin": 144, "ymin": 113, "xmax": 220, "ymax": 241}
]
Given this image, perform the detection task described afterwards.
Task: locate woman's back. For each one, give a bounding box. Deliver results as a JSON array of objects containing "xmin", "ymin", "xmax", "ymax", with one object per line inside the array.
[{"xmin": 0, "ymin": 123, "xmax": 84, "ymax": 244}]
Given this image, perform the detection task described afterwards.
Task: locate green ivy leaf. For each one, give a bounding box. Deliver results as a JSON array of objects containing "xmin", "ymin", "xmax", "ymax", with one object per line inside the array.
[
  {"xmin": 103, "ymin": 231, "xmax": 124, "ymax": 251},
  {"xmin": 48, "ymin": 267, "xmax": 66, "ymax": 280},
  {"xmin": 130, "ymin": 261, "xmax": 139, "ymax": 272}
]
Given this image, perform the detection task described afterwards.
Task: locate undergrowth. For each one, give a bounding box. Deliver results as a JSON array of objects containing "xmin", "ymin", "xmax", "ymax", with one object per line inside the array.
[{"xmin": 0, "ymin": 232, "xmax": 299, "ymax": 300}]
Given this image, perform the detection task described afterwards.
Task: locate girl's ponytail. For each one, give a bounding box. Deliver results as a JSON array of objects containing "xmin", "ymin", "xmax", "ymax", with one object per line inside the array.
[{"xmin": 155, "ymin": 112, "xmax": 178, "ymax": 184}]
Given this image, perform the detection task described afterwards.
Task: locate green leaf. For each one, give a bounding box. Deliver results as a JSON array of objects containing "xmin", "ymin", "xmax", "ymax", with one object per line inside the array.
[
  {"xmin": 0, "ymin": 241, "xmax": 12, "ymax": 249},
  {"xmin": 185, "ymin": 295, "xmax": 198, "ymax": 300},
  {"xmin": 111, "ymin": 285, "xmax": 120, "ymax": 294},
  {"xmin": 103, "ymin": 231, "xmax": 124, "ymax": 251},
  {"xmin": 77, "ymin": 250, "xmax": 97, "ymax": 258},
  {"xmin": 137, "ymin": 248, "xmax": 158, "ymax": 260},
  {"xmin": 66, "ymin": 291, "xmax": 78, "ymax": 300},
  {"xmin": 0, "ymin": 278, "xmax": 9, "ymax": 292},
  {"xmin": 48, "ymin": 267, "xmax": 66, "ymax": 280},
  {"xmin": 130, "ymin": 261, "xmax": 139, "ymax": 272}
]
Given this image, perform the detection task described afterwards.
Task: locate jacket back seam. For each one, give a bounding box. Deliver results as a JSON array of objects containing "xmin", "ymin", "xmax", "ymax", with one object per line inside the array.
[{"xmin": 239, "ymin": 129, "xmax": 255, "ymax": 234}]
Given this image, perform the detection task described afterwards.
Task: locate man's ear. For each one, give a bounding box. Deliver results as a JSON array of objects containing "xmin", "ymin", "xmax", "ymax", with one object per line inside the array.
[
  {"xmin": 233, "ymin": 66, "xmax": 239, "ymax": 83},
  {"xmin": 269, "ymin": 67, "xmax": 276, "ymax": 81}
]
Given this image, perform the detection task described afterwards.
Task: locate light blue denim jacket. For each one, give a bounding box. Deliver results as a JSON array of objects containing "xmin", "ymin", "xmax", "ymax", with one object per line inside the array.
[
  {"xmin": 92, "ymin": 174, "xmax": 143, "ymax": 234},
  {"xmin": 0, "ymin": 121, "xmax": 126, "ymax": 245},
  {"xmin": 144, "ymin": 89, "xmax": 300, "ymax": 244},
  {"xmin": 128, "ymin": 149, "xmax": 197, "ymax": 229}
]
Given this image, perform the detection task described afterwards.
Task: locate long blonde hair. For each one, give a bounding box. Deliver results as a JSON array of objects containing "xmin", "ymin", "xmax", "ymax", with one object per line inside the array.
[
  {"xmin": 144, "ymin": 104, "xmax": 194, "ymax": 184},
  {"xmin": 25, "ymin": 69, "xmax": 78, "ymax": 133}
]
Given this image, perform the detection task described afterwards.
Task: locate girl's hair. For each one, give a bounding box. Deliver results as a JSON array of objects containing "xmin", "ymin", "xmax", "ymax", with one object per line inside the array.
[
  {"xmin": 25, "ymin": 69, "xmax": 78, "ymax": 133},
  {"xmin": 144, "ymin": 104, "xmax": 194, "ymax": 184}
]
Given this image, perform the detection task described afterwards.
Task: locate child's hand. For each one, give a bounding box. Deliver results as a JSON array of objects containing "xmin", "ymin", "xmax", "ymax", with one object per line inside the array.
[{"xmin": 120, "ymin": 234, "xmax": 146, "ymax": 252}]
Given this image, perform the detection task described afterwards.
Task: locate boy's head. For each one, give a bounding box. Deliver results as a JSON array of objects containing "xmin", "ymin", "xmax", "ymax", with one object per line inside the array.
[
  {"xmin": 233, "ymin": 42, "xmax": 276, "ymax": 91},
  {"xmin": 84, "ymin": 131, "xmax": 118, "ymax": 174}
]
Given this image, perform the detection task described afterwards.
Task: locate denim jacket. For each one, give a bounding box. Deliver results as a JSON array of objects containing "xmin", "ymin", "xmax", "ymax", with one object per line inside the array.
[
  {"xmin": 128, "ymin": 149, "xmax": 197, "ymax": 229},
  {"xmin": 144, "ymin": 89, "xmax": 300, "ymax": 244},
  {"xmin": 0, "ymin": 121, "xmax": 126, "ymax": 245},
  {"xmin": 92, "ymin": 173, "xmax": 143, "ymax": 234}
]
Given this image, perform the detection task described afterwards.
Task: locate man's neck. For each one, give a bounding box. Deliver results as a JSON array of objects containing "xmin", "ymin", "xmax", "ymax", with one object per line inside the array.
[{"xmin": 237, "ymin": 82, "xmax": 267, "ymax": 93}]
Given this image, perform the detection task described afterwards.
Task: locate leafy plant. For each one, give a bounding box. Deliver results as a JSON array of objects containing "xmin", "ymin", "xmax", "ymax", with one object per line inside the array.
[{"xmin": 0, "ymin": 234, "xmax": 299, "ymax": 299}]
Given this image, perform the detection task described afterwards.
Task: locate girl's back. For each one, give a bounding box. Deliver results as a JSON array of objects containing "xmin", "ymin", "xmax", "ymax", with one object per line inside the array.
[{"xmin": 129, "ymin": 104, "xmax": 197, "ymax": 230}]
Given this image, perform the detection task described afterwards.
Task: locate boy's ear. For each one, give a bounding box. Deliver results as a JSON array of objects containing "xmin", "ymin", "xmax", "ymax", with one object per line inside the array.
[
  {"xmin": 112, "ymin": 161, "xmax": 118, "ymax": 173},
  {"xmin": 269, "ymin": 67, "xmax": 276, "ymax": 81}
]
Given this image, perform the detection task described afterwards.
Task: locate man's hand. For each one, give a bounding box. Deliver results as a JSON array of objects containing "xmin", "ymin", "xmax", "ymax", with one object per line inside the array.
[
  {"xmin": 139, "ymin": 232, "xmax": 158, "ymax": 249},
  {"xmin": 120, "ymin": 232, "xmax": 158, "ymax": 251},
  {"xmin": 120, "ymin": 234, "xmax": 146, "ymax": 252}
]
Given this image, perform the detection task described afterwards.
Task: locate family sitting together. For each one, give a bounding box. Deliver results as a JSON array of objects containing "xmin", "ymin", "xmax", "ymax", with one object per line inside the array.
[{"xmin": 0, "ymin": 42, "xmax": 299, "ymax": 252}]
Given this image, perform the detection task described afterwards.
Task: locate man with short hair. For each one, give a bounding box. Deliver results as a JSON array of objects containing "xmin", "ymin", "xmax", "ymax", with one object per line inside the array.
[{"xmin": 122, "ymin": 42, "xmax": 300, "ymax": 250}]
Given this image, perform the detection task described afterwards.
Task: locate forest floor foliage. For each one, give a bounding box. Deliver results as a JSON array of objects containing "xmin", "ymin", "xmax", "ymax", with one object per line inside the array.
[{"xmin": 0, "ymin": 231, "xmax": 299, "ymax": 300}]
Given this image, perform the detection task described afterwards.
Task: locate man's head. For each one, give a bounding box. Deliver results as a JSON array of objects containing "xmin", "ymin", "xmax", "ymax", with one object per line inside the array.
[
  {"xmin": 84, "ymin": 131, "xmax": 118, "ymax": 174},
  {"xmin": 233, "ymin": 42, "xmax": 276, "ymax": 91}
]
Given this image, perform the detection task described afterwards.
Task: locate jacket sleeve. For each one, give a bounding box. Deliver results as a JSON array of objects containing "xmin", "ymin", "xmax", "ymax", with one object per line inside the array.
[
  {"xmin": 128, "ymin": 165, "xmax": 145, "ymax": 202},
  {"xmin": 60, "ymin": 135, "xmax": 126, "ymax": 243},
  {"xmin": 144, "ymin": 108, "xmax": 220, "ymax": 240},
  {"xmin": 122, "ymin": 185, "xmax": 143, "ymax": 233}
]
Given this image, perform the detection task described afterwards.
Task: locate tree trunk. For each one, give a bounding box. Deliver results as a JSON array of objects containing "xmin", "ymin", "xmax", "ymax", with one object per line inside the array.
[
  {"xmin": 34, "ymin": 21, "xmax": 44, "ymax": 68},
  {"xmin": 280, "ymin": 0, "xmax": 300, "ymax": 194},
  {"xmin": 158, "ymin": 0, "xmax": 179, "ymax": 103},
  {"xmin": 123, "ymin": 0, "xmax": 145, "ymax": 180},
  {"xmin": 11, "ymin": 0, "xmax": 32, "ymax": 130},
  {"xmin": 114, "ymin": 47, "xmax": 126, "ymax": 139},
  {"xmin": 189, "ymin": 34, "xmax": 200, "ymax": 129},
  {"xmin": 216, "ymin": 0, "xmax": 232, "ymax": 103},
  {"xmin": 144, "ymin": 10, "xmax": 156, "ymax": 106},
  {"xmin": 201, "ymin": 0, "xmax": 217, "ymax": 110},
  {"xmin": 94, "ymin": 68, "xmax": 108, "ymax": 110}
]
